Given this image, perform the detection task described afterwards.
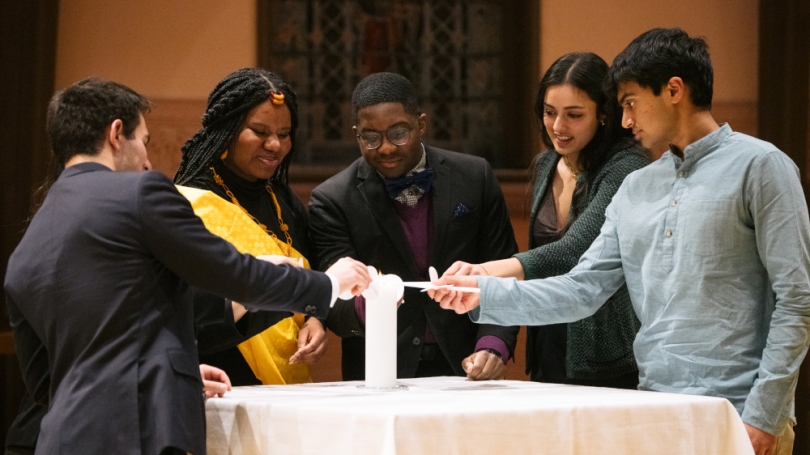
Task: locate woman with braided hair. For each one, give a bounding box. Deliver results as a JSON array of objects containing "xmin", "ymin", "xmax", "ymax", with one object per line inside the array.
[{"xmin": 175, "ymin": 68, "xmax": 326, "ymax": 385}]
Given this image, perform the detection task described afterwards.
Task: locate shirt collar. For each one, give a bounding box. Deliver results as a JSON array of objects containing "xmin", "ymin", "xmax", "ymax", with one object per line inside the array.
[{"xmin": 665, "ymin": 123, "xmax": 732, "ymax": 170}]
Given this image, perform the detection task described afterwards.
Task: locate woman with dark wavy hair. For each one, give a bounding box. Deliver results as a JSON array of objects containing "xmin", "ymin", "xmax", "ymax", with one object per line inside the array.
[
  {"xmin": 445, "ymin": 53, "xmax": 650, "ymax": 388},
  {"xmin": 175, "ymin": 68, "xmax": 326, "ymax": 386}
]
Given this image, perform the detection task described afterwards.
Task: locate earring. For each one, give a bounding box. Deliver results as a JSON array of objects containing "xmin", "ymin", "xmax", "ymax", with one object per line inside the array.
[
  {"xmin": 220, "ymin": 150, "xmax": 229, "ymax": 160},
  {"xmin": 600, "ymin": 120, "xmax": 606, "ymax": 126}
]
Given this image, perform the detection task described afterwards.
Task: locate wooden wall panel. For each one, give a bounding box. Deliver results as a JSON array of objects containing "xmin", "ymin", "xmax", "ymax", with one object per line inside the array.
[
  {"xmin": 759, "ymin": 0, "xmax": 810, "ymax": 453},
  {"xmin": 0, "ymin": 0, "xmax": 59, "ymax": 447},
  {"xmin": 143, "ymin": 99, "xmax": 207, "ymax": 179}
]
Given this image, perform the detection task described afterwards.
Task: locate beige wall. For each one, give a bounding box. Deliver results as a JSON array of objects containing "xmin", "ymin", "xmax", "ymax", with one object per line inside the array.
[
  {"xmin": 540, "ymin": 0, "xmax": 759, "ymax": 103},
  {"xmin": 55, "ymin": 0, "xmax": 256, "ymax": 98},
  {"xmin": 57, "ymin": 0, "xmax": 758, "ymax": 103}
]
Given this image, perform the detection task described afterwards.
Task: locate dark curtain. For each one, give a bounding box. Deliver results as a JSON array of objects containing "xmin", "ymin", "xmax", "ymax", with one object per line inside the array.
[
  {"xmin": 759, "ymin": 0, "xmax": 810, "ymax": 453},
  {"xmin": 0, "ymin": 0, "xmax": 59, "ymax": 447}
]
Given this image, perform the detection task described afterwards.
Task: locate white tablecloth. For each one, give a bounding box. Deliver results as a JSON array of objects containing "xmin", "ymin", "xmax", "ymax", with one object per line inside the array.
[{"xmin": 205, "ymin": 376, "xmax": 753, "ymax": 455}]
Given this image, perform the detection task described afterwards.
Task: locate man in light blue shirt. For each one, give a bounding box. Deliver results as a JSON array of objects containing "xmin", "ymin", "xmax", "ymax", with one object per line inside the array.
[{"xmin": 431, "ymin": 28, "xmax": 810, "ymax": 455}]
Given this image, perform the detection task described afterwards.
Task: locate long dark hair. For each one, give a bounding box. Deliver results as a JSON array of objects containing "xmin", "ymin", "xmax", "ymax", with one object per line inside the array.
[
  {"xmin": 174, "ymin": 68, "xmax": 299, "ymax": 185},
  {"xmin": 531, "ymin": 52, "xmax": 638, "ymax": 219},
  {"xmin": 536, "ymin": 53, "xmax": 633, "ymax": 175}
]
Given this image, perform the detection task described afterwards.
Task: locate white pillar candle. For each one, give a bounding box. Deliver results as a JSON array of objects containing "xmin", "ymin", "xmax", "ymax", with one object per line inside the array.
[{"xmin": 363, "ymin": 272, "xmax": 403, "ymax": 388}]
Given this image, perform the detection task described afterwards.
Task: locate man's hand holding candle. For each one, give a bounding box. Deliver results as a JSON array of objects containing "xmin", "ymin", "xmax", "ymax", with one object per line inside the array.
[{"xmin": 327, "ymin": 257, "xmax": 373, "ymax": 298}]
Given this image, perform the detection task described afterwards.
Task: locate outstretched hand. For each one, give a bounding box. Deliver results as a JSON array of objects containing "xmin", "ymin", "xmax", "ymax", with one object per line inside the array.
[
  {"xmin": 427, "ymin": 275, "xmax": 481, "ymax": 314},
  {"xmin": 443, "ymin": 261, "xmax": 488, "ymax": 277}
]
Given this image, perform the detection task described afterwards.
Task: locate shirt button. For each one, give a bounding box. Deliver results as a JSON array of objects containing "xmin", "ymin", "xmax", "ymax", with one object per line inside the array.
[
  {"xmin": 666, "ymin": 230, "xmax": 673, "ymax": 237},
  {"xmin": 678, "ymin": 172, "xmax": 686, "ymax": 178},
  {"xmin": 412, "ymin": 337, "xmax": 422, "ymax": 346},
  {"xmin": 671, "ymin": 200, "xmax": 678, "ymax": 206}
]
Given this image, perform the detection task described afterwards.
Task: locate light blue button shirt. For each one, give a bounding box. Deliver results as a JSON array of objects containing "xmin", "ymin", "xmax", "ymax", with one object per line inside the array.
[{"xmin": 473, "ymin": 124, "xmax": 810, "ymax": 434}]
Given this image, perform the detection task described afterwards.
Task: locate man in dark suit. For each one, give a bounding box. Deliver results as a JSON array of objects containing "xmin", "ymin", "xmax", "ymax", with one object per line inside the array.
[
  {"xmin": 3, "ymin": 78, "xmax": 370, "ymax": 455},
  {"xmin": 309, "ymin": 72, "xmax": 518, "ymax": 381}
]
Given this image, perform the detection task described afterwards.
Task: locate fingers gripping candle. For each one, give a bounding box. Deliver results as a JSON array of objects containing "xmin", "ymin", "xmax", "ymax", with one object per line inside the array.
[{"xmin": 362, "ymin": 266, "xmax": 404, "ymax": 389}]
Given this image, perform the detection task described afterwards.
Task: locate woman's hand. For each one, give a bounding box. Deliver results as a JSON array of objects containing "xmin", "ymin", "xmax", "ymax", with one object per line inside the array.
[
  {"xmin": 289, "ymin": 317, "xmax": 328, "ymax": 364},
  {"xmin": 443, "ymin": 258, "xmax": 525, "ymax": 280},
  {"xmin": 443, "ymin": 261, "xmax": 488, "ymax": 277}
]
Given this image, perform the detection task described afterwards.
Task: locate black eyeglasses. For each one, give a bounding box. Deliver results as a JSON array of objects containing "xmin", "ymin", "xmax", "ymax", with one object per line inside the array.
[{"xmin": 356, "ymin": 126, "xmax": 412, "ymax": 149}]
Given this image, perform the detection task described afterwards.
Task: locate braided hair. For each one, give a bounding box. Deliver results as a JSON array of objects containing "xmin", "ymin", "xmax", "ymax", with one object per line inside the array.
[{"xmin": 174, "ymin": 68, "xmax": 299, "ymax": 185}]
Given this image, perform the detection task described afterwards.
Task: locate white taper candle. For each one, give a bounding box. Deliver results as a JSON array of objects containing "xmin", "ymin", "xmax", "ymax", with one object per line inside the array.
[{"xmin": 363, "ymin": 272, "xmax": 403, "ymax": 388}]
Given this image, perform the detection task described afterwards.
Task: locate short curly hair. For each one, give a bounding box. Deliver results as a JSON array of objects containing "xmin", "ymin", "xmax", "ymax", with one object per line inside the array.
[{"xmin": 351, "ymin": 72, "xmax": 420, "ymax": 122}]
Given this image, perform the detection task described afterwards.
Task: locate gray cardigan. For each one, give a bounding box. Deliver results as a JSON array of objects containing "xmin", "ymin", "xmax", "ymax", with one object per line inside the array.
[{"xmin": 514, "ymin": 146, "xmax": 650, "ymax": 379}]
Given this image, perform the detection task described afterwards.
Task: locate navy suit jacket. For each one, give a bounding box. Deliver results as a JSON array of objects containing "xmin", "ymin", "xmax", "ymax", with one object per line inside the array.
[
  {"xmin": 309, "ymin": 146, "xmax": 518, "ymax": 380},
  {"xmin": 4, "ymin": 163, "xmax": 332, "ymax": 455}
]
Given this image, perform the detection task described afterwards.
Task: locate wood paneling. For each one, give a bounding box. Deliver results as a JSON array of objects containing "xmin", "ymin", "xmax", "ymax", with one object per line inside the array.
[
  {"xmin": 0, "ymin": 333, "xmax": 14, "ymax": 357},
  {"xmin": 712, "ymin": 101, "xmax": 758, "ymax": 137},
  {"xmin": 759, "ymin": 1, "xmax": 810, "ymax": 453},
  {"xmin": 143, "ymin": 99, "xmax": 207, "ymax": 179},
  {"xmin": 0, "ymin": 0, "xmax": 59, "ymax": 447}
]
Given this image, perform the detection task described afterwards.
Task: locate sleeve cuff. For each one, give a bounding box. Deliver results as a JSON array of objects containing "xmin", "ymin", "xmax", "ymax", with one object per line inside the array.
[
  {"xmin": 325, "ymin": 272, "xmax": 340, "ymax": 307},
  {"xmin": 475, "ymin": 335, "xmax": 510, "ymax": 364}
]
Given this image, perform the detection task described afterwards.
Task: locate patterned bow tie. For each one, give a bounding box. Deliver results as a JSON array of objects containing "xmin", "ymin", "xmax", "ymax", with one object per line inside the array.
[{"xmin": 383, "ymin": 168, "xmax": 435, "ymax": 199}]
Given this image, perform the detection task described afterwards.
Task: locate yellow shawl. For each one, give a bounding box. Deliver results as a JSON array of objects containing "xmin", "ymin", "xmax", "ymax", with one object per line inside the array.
[{"xmin": 177, "ymin": 185, "xmax": 311, "ymax": 384}]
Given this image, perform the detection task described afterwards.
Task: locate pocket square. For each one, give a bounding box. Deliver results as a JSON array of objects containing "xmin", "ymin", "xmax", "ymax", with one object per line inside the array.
[{"xmin": 453, "ymin": 203, "xmax": 472, "ymax": 219}]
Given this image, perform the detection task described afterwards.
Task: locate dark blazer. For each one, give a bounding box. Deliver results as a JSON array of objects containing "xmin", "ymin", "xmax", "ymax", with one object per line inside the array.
[
  {"xmin": 309, "ymin": 146, "xmax": 519, "ymax": 380},
  {"xmin": 3, "ymin": 163, "xmax": 332, "ymax": 455}
]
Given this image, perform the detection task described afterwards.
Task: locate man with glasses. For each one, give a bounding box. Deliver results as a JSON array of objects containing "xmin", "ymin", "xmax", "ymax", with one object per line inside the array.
[{"xmin": 309, "ymin": 72, "xmax": 519, "ymax": 381}]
